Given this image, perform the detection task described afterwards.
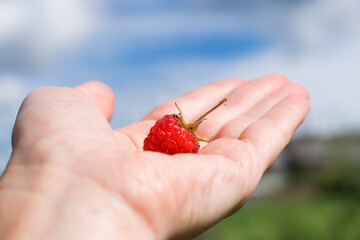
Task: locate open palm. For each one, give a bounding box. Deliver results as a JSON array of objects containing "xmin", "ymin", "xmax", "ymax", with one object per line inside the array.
[{"xmin": 3, "ymin": 75, "xmax": 310, "ymax": 240}]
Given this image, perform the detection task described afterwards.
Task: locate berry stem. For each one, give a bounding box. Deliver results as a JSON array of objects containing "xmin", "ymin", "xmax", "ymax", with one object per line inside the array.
[
  {"xmin": 185, "ymin": 98, "xmax": 227, "ymax": 133},
  {"xmin": 175, "ymin": 102, "xmax": 186, "ymax": 126},
  {"xmin": 196, "ymin": 135, "xmax": 213, "ymax": 142},
  {"xmin": 194, "ymin": 98, "xmax": 227, "ymax": 123}
]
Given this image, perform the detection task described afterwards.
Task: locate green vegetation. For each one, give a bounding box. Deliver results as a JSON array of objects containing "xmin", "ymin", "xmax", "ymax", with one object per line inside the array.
[{"xmin": 207, "ymin": 195, "xmax": 360, "ymax": 240}]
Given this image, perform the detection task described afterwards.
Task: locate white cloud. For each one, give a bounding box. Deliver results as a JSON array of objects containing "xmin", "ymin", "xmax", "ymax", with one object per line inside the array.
[
  {"xmin": 90, "ymin": 0, "xmax": 360, "ymax": 79},
  {"xmin": 0, "ymin": 75, "xmax": 27, "ymax": 114},
  {"xmin": 0, "ymin": 75, "xmax": 28, "ymax": 174},
  {"xmin": 97, "ymin": 11, "xmax": 246, "ymax": 56},
  {"xmin": 289, "ymin": 0, "xmax": 360, "ymax": 50},
  {"xmin": 0, "ymin": 0, "xmax": 102, "ymax": 69},
  {"xmin": 111, "ymin": 13, "xmax": 241, "ymax": 39},
  {"xmin": 0, "ymin": 1, "xmax": 29, "ymax": 43},
  {"xmin": 0, "ymin": 76, "xmax": 28, "ymax": 142}
]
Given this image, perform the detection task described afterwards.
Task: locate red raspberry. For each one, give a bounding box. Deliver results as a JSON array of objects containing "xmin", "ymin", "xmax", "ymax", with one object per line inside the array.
[
  {"xmin": 143, "ymin": 115, "xmax": 199, "ymax": 154},
  {"xmin": 143, "ymin": 98, "xmax": 227, "ymax": 155}
]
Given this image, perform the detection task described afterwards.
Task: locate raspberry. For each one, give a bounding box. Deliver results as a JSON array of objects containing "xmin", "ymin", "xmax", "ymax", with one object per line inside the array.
[{"xmin": 143, "ymin": 98, "xmax": 227, "ymax": 155}]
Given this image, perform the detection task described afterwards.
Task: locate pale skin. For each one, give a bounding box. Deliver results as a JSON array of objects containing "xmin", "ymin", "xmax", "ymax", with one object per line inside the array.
[{"xmin": 0, "ymin": 74, "xmax": 310, "ymax": 240}]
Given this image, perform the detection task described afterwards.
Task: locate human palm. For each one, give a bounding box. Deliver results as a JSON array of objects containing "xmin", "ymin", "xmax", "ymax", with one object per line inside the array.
[{"xmin": 1, "ymin": 75, "xmax": 309, "ymax": 240}]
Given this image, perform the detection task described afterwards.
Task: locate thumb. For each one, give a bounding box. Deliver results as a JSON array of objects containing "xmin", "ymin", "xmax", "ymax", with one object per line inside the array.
[{"xmin": 74, "ymin": 81, "xmax": 115, "ymax": 122}]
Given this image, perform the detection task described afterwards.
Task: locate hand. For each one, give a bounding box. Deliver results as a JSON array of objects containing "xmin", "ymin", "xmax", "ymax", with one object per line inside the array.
[{"xmin": 0, "ymin": 75, "xmax": 310, "ymax": 240}]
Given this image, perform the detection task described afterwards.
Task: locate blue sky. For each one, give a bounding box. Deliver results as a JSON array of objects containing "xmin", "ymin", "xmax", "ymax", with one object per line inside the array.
[{"xmin": 1, "ymin": 0, "xmax": 360, "ymax": 172}]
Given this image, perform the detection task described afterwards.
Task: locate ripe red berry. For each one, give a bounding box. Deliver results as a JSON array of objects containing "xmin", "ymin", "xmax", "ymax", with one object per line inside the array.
[{"xmin": 143, "ymin": 98, "xmax": 227, "ymax": 155}]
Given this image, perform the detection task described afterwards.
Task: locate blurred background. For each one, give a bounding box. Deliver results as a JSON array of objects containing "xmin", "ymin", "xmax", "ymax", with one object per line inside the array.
[{"xmin": 0, "ymin": 0, "xmax": 359, "ymax": 239}]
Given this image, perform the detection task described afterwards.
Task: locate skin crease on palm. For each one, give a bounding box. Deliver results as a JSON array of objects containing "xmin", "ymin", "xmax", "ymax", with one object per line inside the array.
[{"xmin": 0, "ymin": 74, "xmax": 310, "ymax": 240}]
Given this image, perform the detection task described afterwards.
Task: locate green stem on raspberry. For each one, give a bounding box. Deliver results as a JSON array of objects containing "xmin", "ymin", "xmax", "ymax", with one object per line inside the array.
[
  {"xmin": 196, "ymin": 135, "xmax": 213, "ymax": 142},
  {"xmin": 194, "ymin": 98, "xmax": 227, "ymax": 123},
  {"xmin": 185, "ymin": 98, "xmax": 227, "ymax": 133},
  {"xmin": 175, "ymin": 102, "xmax": 187, "ymax": 126},
  {"xmin": 175, "ymin": 98, "xmax": 227, "ymax": 142}
]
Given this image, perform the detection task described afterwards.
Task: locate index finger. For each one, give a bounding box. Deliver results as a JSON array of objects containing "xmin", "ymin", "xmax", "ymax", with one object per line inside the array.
[{"xmin": 142, "ymin": 78, "xmax": 246, "ymax": 122}]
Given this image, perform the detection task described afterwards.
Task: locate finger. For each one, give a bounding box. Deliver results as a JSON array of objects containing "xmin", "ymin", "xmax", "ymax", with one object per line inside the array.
[
  {"xmin": 240, "ymin": 94, "xmax": 310, "ymax": 170},
  {"xmin": 200, "ymin": 94, "xmax": 310, "ymax": 170},
  {"xmin": 142, "ymin": 78, "xmax": 246, "ymax": 121},
  {"xmin": 215, "ymin": 83, "xmax": 309, "ymax": 139},
  {"xmin": 74, "ymin": 81, "xmax": 115, "ymax": 122},
  {"xmin": 245, "ymin": 83, "xmax": 310, "ymax": 118},
  {"xmin": 196, "ymin": 74, "xmax": 291, "ymax": 139},
  {"xmin": 214, "ymin": 116, "xmax": 257, "ymax": 139}
]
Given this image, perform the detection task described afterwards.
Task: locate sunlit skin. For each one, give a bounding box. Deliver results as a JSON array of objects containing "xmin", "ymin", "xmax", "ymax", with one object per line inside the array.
[{"xmin": 0, "ymin": 75, "xmax": 310, "ymax": 240}]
